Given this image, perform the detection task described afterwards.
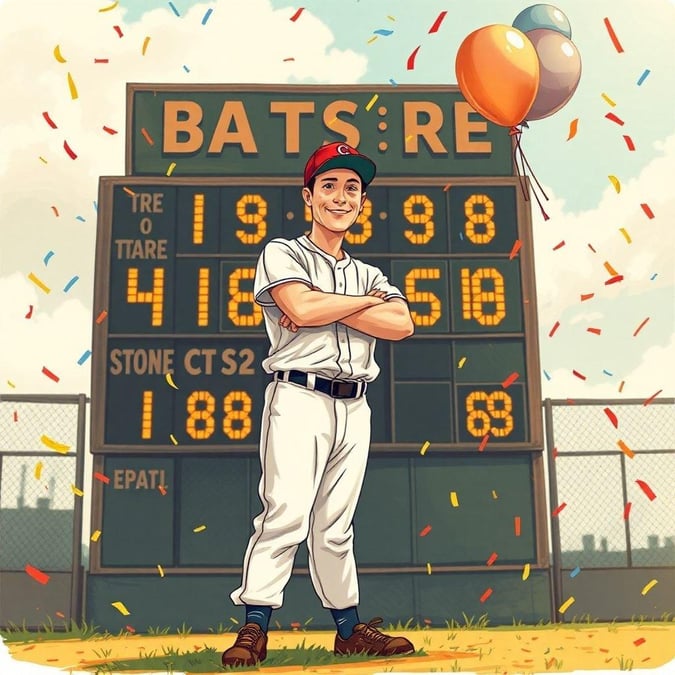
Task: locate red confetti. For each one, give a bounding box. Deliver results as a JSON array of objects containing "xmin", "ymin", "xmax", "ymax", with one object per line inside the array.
[
  {"xmin": 623, "ymin": 502, "xmax": 632, "ymax": 520},
  {"xmin": 443, "ymin": 182, "xmax": 452, "ymax": 192},
  {"xmin": 640, "ymin": 203, "xmax": 655, "ymax": 219},
  {"xmin": 419, "ymin": 524, "xmax": 432, "ymax": 537},
  {"xmin": 42, "ymin": 111, "xmax": 57, "ymax": 129},
  {"xmin": 140, "ymin": 127, "xmax": 155, "ymax": 146},
  {"xmin": 587, "ymin": 327, "xmax": 602, "ymax": 335},
  {"xmin": 514, "ymin": 516, "xmax": 521, "ymax": 537},
  {"xmin": 603, "ymin": 17, "xmax": 624, "ymax": 53},
  {"xmin": 633, "ymin": 317, "xmax": 650, "ymax": 336},
  {"xmin": 572, "ymin": 369, "xmax": 586, "ymax": 381},
  {"xmin": 587, "ymin": 243, "xmax": 597, "ymax": 253},
  {"xmin": 55, "ymin": 611, "xmax": 65, "ymax": 618},
  {"xmin": 428, "ymin": 10, "xmax": 447, "ymax": 33},
  {"xmin": 605, "ymin": 274, "xmax": 624, "ymax": 285},
  {"xmin": 283, "ymin": 57, "xmax": 295, "ymax": 62},
  {"xmin": 603, "ymin": 407, "xmax": 618, "ymax": 428},
  {"xmin": 581, "ymin": 293, "xmax": 595, "ymax": 301},
  {"xmin": 479, "ymin": 588, "xmax": 493, "ymax": 603},
  {"xmin": 13, "ymin": 411, "xmax": 18, "ymax": 422},
  {"xmin": 636, "ymin": 479, "xmax": 656, "ymax": 501},
  {"xmin": 42, "ymin": 366, "xmax": 60, "ymax": 382},
  {"xmin": 605, "ymin": 112, "xmax": 624, "ymax": 126},
  {"xmin": 567, "ymin": 118, "xmax": 579, "ymax": 141},
  {"xmin": 553, "ymin": 447, "xmax": 558, "ymax": 459},
  {"xmin": 619, "ymin": 380, "xmax": 625, "ymax": 393},
  {"xmin": 289, "ymin": 7, "xmax": 304, "ymax": 21},
  {"xmin": 552, "ymin": 502, "xmax": 567, "ymax": 517},
  {"xmin": 478, "ymin": 433, "xmax": 490, "ymax": 452},
  {"xmin": 51, "ymin": 205, "xmax": 60, "ymax": 217},
  {"xmin": 113, "ymin": 25, "xmax": 123, "ymax": 37},
  {"xmin": 290, "ymin": 621, "xmax": 301, "ymax": 628},
  {"xmin": 94, "ymin": 58, "xmax": 109, "ymax": 63},
  {"xmin": 623, "ymin": 135, "xmax": 635, "ymax": 151},
  {"xmin": 501, "ymin": 372, "xmax": 519, "ymax": 389},
  {"xmin": 94, "ymin": 472, "xmax": 110, "ymax": 484},
  {"xmin": 508, "ymin": 239, "xmax": 522, "ymax": 260},
  {"xmin": 486, "ymin": 552, "xmax": 498, "ymax": 566},
  {"xmin": 158, "ymin": 485, "xmax": 167, "ymax": 496},
  {"xmin": 95, "ymin": 309, "xmax": 108, "ymax": 324},
  {"xmin": 25, "ymin": 564, "xmax": 50, "ymax": 585},
  {"xmin": 552, "ymin": 240, "xmax": 565, "ymax": 250},
  {"xmin": 643, "ymin": 389, "xmax": 663, "ymax": 406},
  {"xmin": 103, "ymin": 126, "xmax": 118, "ymax": 135},
  {"xmin": 63, "ymin": 140, "xmax": 77, "ymax": 159},
  {"xmin": 634, "ymin": 638, "xmax": 646, "ymax": 647},
  {"xmin": 407, "ymin": 45, "xmax": 421, "ymax": 70},
  {"xmin": 125, "ymin": 625, "xmax": 136, "ymax": 633},
  {"xmin": 25, "ymin": 304, "xmax": 34, "ymax": 319},
  {"xmin": 548, "ymin": 321, "xmax": 560, "ymax": 337},
  {"xmin": 423, "ymin": 618, "xmax": 432, "ymax": 625}
]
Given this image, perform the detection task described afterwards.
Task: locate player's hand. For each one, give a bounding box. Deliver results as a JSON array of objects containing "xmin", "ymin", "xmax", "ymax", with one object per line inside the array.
[
  {"xmin": 368, "ymin": 289, "xmax": 387, "ymax": 300},
  {"xmin": 279, "ymin": 313, "xmax": 299, "ymax": 332}
]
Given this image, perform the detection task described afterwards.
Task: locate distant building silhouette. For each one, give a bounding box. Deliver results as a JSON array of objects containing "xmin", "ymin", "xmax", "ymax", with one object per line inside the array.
[{"xmin": 562, "ymin": 533, "xmax": 675, "ymax": 567}]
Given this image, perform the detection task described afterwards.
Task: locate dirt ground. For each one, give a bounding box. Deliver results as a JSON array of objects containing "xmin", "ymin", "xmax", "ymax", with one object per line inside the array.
[{"xmin": 6, "ymin": 624, "xmax": 675, "ymax": 674}]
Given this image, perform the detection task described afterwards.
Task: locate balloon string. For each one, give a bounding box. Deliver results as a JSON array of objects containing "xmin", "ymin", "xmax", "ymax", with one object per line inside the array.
[
  {"xmin": 511, "ymin": 128, "xmax": 529, "ymax": 201},
  {"xmin": 513, "ymin": 126, "xmax": 550, "ymax": 221}
]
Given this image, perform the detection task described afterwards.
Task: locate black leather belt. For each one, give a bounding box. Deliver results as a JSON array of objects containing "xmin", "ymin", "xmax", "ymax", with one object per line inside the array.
[{"xmin": 274, "ymin": 370, "xmax": 367, "ymax": 399}]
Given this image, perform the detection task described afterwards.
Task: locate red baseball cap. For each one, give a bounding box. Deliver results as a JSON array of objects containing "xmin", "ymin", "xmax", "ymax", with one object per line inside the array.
[{"xmin": 303, "ymin": 141, "xmax": 376, "ymax": 187}]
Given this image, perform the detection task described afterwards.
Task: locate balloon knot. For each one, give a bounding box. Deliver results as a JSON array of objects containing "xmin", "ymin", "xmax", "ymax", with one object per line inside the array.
[{"xmin": 509, "ymin": 126, "xmax": 521, "ymax": 136}]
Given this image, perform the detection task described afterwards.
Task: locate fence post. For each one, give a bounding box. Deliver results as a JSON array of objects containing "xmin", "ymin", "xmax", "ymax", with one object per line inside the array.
[
  {"xmin": 619, "ymin": 453, "xmax": 633, "ymax": 568},
  {"xmin": 70, "ymin": 393, "xmax": 87, "ymax": 626},
  {"xmin": 544, "ymin": 398, "xmax": 563, "ymax": 623}
]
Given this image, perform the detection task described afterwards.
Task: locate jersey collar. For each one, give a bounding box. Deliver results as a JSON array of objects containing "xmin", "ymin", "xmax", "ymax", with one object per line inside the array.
[{"xmin": 299, "ymin": 234, "xmax": 351, "ymax": 267}]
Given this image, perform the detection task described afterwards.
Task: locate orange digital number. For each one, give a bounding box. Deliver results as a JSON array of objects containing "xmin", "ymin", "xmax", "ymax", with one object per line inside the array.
[
  {"xmin": 141, "ymin": 390, "xmax": 153, "ymax": 439},
  {"xmin": 404, "ymin": 268, "xmax": 442, "ymax": 327},
  {"xmin": 304, "ymin": 198, "xmax": 373, "ymax": 244},
  {"xmin": 127, "ymin": 267, "xmax": 164, "ymax": 327},
  {"xmin": 223, "ymin": 390, "xmax": 253, "ymax": 440},
  {"xmin": 197, "ymin": 267, "xmax": 209, "ymax": 327},
  {"xmin": 403, "ymin": 194, "xmax": 434, "ymax": 245},
  {"xmin": 184, "ymin": 390, "xmax": 252, "ymax": 441},
  {"xmin": 228, "ymin": 267, "xmax": 263, "ymax": 327},
  {"xmin": 464, "ymin": 194, "xmax": 495, "ymax": 244},
  {"xmin": 460, "ymin": 267, "xmax": 506, "ymax": 326},
  {"xmin": 236, "ymin": 193, "xmax": 267, "ymax": 244},
  {"xmin": 193, "ymin": 193, "xmax": 205, "ymax": 244},
  {"xmin": 465, "ymin": 391, "xmax": 513, "ymax": 438}
]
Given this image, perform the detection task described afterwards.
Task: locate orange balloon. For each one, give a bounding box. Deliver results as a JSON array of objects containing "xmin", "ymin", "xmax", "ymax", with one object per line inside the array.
[{"xmin": 456, "ymin": 24, "xmax": 540, "ymax": 127}]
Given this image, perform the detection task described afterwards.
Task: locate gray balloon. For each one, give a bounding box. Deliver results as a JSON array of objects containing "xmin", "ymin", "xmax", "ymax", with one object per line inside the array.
[{"xmin": 525, "ymin": 28, "xmax": 581, "ymax": 121}]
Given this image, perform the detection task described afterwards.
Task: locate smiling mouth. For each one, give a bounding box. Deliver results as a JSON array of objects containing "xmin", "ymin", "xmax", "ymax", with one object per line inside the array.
[{"xmin": 326, "ymin": 208, "xmax": 351, "ymax": 214}]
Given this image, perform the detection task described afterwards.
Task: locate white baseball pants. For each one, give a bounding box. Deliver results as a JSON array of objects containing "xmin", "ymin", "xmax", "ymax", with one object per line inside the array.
[{"xmin": 230, "ymin": 379, "xmax": 371, "ymax": 610}]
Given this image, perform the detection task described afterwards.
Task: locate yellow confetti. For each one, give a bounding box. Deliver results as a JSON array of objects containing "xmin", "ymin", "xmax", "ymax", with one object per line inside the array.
[
  {"xmin": 601, "ymin": 92, "xmax": 616, "ymax": 107},
  {"xmin": 559, "ymin": 596, "xmax": 575, "ymax": 613},
  {"xmin": 229, "ymin": 617, "xmax": 239, "ymax": 624},
  {"xmin": 7, "ymin": 380, "xmax": 16, "ymax": 388},
  {"xmin": 419, "ymin": 440, "xmax": 430, "ymax": 455},
  {"xmin": 166, "ymin": 162, "xmax": 177, "ymax": 176},
  {"xmin": 492, "ymin": 490, "xmax": 498, "ymax": 499},
  {"xmin": 522, "ymin": 563, "xmax": 530, "ymax": 580},
  {"xmin": 67, "ymin": 72, "xmax": 78, "ymax": 100},
  {"xmin": 619, "ymin": 227, "xmax": 632, "ymax": 243},
  {"xmin": 449, "ymin": 491, "xmax": 459, "ymax": 507},
  {"xmin": 28, "ymin": 272, "xmax": 51, "ymax": 294},
  {"xmin": 608, "ymin": 175, "xmax": 621, "ymax": 193},
  {"xmin": 458, "ymin": 356, "xmax": 467, "ymax": 368},
  {"xmin": 157, "ymin": 564, "xmax": 165, "ymax": 577},
  {"xmin": 34, "ymin": 462, "xmax": 43, "ymax": 479},
  {"xmin": 98, "ymin": 0, "xmax": 119, "ymax": 11},
  {"xmin": 169, "ymin": 434, "xmax": 178, "ymax": 445},
  {"xmin": 123, "ymin": 186, "xmax": 136, "ymax": 196},
  {"xmin": 604, "ymin": 261, "xmax": 619, "ymax": 276},
  {"xmin": 326, "ymin": 117, "xmax": 337, "ymax": 127},
  {"xmin": 71, "ymin": 484, "xmax": 84, "ymax": 497},
  {"xmin": 426, "ymin": 562, "xmax": 432, "ymax": 575},
  {"xmin": 365, "ymin": 94, "xmax": 379, "ymax": 111},
  {"xmin": 387, "ymin": 15, "xmax": 396, "ymax": 21},
  {"xmin": 111, "ymin": 601, "xmax": 130, "ymax": 616},
  {"xmin": 91, "ymin": 530, "xmax": 102, "ymax": 542},
  {"xmin": 641, "ymin": 579, "xmax": 658, "ymax": 595},
  {"xmin": 367, "ymin": 35, "xmax": 378, "ymax": 44},
  {"xmin": 193, "ymin": 525, "xmax": 206, "ymax": 533},
  {"xmin": 142, "ymin": 36, "xmax": 151, "ymax": 55},
  {"xmin": 39, "ymin": 156, "xmax": 48, "ymax": 164},
  {"xmin": 53, "ymin": 44, "xmax": 67, "ymax": 63},
  {"xmin": 40, "ymin": 434, "xmax": 70, "ymax": 454},
  {"xmin": 165, "ymin": 372, "xmax": 179, "ymax": 389},
  {"xmin": 405, "ymin": 134, "xmax": 413, "ymax": 142}
]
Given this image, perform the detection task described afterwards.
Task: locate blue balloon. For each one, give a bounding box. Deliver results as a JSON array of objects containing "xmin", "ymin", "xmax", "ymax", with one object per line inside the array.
[{"xmin": 513, "ymin": 4, "xmax": 572, "ymax": 39}]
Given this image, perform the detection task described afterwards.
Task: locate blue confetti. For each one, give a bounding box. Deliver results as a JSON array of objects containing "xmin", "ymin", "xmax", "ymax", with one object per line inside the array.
[
  {"xmin": 93, "ymin": 201, "xmax": 98, "ymax": 211},
  {"xmin": 77, "ymin": 350, "xmax": 92, "ymax": 366},
  {"xmin": 63, "ymin": 275, "xmax": 79, "ymax": 293},
  {"xmin": 570, "ymin": 566, "xmax": 581, "ymax": 578},
  {"xmin": 168, "ymin": 1, "xmax": 180, "ymax": 17},
  {"xmin": 373, "ymin": 29, "xmax": 394, "ymax": 36},
  {"xmin": 202, "ymin": 7, "xmax": 213, "ymax": 24},
  {"xmin": 543, "ymin": 370, "xmax": 551, "ymax": 381},
  {"xmin": 388, "ymin": 78, "xmax": 398, "ymax": 86},
  {"xmin": 76, "ymin": 215, "xmax": 86, "ymax": 222},
  {"xmin": 650, "ymin": 273, "xmax": 658, "ymax": 281},
  {"xmin": 43, "ymin": 250, "xmax": 55, "ymax": 266},
  {"xmin": 183, "ymin": 64, "xmax": 190, "ymax": 73},
  {"xmin": 459, "ymin": 231, "xmax": 464, "ymax": 240},
  {"xmin": 602, "ymin": 369, "xmax": 614, "ymax": 377},
  {"xmin": 637, "ymin": 69, "xmax": 650, "ymax": 86}
]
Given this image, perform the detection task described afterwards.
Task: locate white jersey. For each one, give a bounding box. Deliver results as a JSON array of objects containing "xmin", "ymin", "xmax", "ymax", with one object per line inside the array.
[{"xmin": 253, "ymin": 235, "xmax": 406, "ymax": 382}]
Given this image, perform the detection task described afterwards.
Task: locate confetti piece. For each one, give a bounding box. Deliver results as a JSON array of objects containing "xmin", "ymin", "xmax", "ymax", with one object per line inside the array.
[
  {"xmin": 170, "ymin": 434, "xmax": 178, "ymax": 445},
  {"xmin": 643, "ymin": 389, "xmax": 662, "ymax": 406},
  {"xmin": 478, "ymin": 433, "xmax": 489, "ymax": 452},
  {"xmin": 603, "ymin": 408, "xmax": 618, "ymax": 428},
  {"xmin": 166, "ymin": 161, "xmax": 176, "ymax": 176},
  {"xmin": 231, "ymin": 617, "xmax": 240, "ymax": 625},
  {"xmin": 514, "ymin": 516, "xmax": 521, "ymax": 537},
  {"xmin": 137, "ymin": 128, "xmax": 155, "ymax": 148},
  {"xmin": 479, "ymin": 588, "xmax": 493, "ymax": 603},
  {"xmin": 28, "ymin": 272, "xmax": 51, "ymax": 293},
  {"xmin": 157, "ymin": 564, "xmax": 165, "ymax": 577},
  {"xmin": 608, "ymin": 175, "xmax": 620, "ymax": 193},
  {"xmin": 41, "ymin": 367, "xmax": 60, "ymax": 383},
  {"xmin": 603, "ymin": 17, "xmax": 624, "ymax": 53},
  {"xmin": 605, "ymin": 112, "xmax": 624, "ymax": 126},
  {"xmin": 601, "ymin": 92, "xmax": 616, "ymax": 106},
  {"xmin": 623, "ymin": 502, "xmax": 632, "ymax": 520},
  {"xmin": 75, "ymin": 215, "xmax": 86, "ymax": 222},
  {"xmin": 182, "ymin": 64, "xmax": 190, "ymax": 73},
  {"xmin": 91, "ymin": 530, "xmax": 102, "ymax": 542},
  {"xmin": 289, "ymin": 7, "xmax": 304, "ymax": 21},
  {"xmin": 552, "ymin": 502, "xmax": 567, "ymax": 516},
  {"xmin": 165, "ymin": 372, "xmax": 179, "ymax": 390},
  {"xmin": 102, "ymin": 125, "xmax": 118, "ymax": 136},
  {"xmin": 543, "ymin": 370, "xmax": 551, "ymax": 381},
  {"xmin": 55, "ymin": 611, "xmax": 65, "ymax": 619},
  {"xmin": 566, "ymin": 118, "xmax": 579, "ymax": 140},
  {"xmin": 637, "ymin": 69, "xmax": 650, "ymax": 86},
  {"xmin": 125, "ymin": 625, "xmax": 135, "ymax": 633},
  {"xmin": 619, "ymin": 227, "xmax": 632, "ymax": 243},
  {"xmin": 450, "ymin": 491, "xmax": 459, "ymax": 507},
  {"xmin": 12, "ymin": 410, "xmax": 18, "ymax": 422},
  {"xmin": 53, "ymin": 45, "xmax": 67, "ymax": 63},
  {"xmin": 40, "ymin": 156, "xmax": 48, "ymax": 163},
  {"xmin": 633, "ymin": 317, "xmax": 650, "ymax": 336},
  {"xmin": 419, "ymin": 524, "xmax": 432, "ymax": 537},
  {"xmin": 41, "ymin": 434, "xmax": 69, "ymax": 453},
  {"xmin": 98, "ymin": 0, "xmax": 119, "ymax": 10},
  {"xmin": 94, "ymin": 58, "xmax": 109, "ymax": 63},
  {"xmin": 570, "ymin": 566, "xmax": 581, "ymax": 578},
  {"xmin": 559, "ymin": 596, "xmax": 575, "ymax": 613},
  {"xmin": 94, "ymin": 472, "xmax": 110, "ymax": 484},
  {"xmin": 367, "ymin": 36, "xmax": 379, "ymax": 44},
  {"xmin": 407, "ymin": 45, "xmax": 421, "ymax": 70},
  {"xmin": 486, "ymin": 552, "xmax": 498, "ymax": 566},
  {"xmin": 552, "ymin": 240, "xmax": 565, "ymax": 250},
  {"xmin": 42, "ymin": 111, "xmax": 57, "ymax": 129},
  {"xmin": 619, "ymin": 380, "xmax": 625, "ymax": 392},
  {"xmin": 34, "ymin": 462, "xmax": 43, "ymax": 479},
  {"xmin": 373, "ymin": 29, "xmax": 394, "ymax": 36},
  {"xmin": 67, "ymin": 72, "xmax": 78, "ymax": 100},
  {"xmin": 113, "ymin": 25, "xmax": 123, "ymax": 38},
  {"xmin": 111, "ymin": 601, "xmax": 130, "ymax": 616},
  {"xmin": 640, "ymin": 203, "xmax": 655, "ymax": 219},
  {"xmin": 95, "ymin": 310, "xmax": 108, "ymax": 324},
  {"xmin": 428, "ymin": 10, "xmax": 447, "ymax": 33},
  {"xmin": 7, "ymin": 380, "xmax": 16, "ymax": 388},
  {"xmin": 142, "ymin": 36, "xmax": 151, "ymax": 55},
  {"xmin": 63, "ymin": 140, "xmax": 77, "ymax": 159},
  {"xmin": 158, "ymin": 485, "xmax": 167, "ymax": 496},
  {"xmin": 419, "ymin": 440, "xmax": 430, "ymax": 455},
  {"xmin": 634, "ymin": 638, "xmax": 646, "ymax": 647},
  {"xmin": 587, "ymin": 243, "xmax": 597, "ymax": 253},
  {"xmin": 508, "ymin": 239, "xmax": 522, "ymax": 260},
  {"xmin": 426, "ymin": 562, "xmax": 432, "ymax": 575},
  {"xmin": 389, "ymin": 78, "xmax": 397, "ymax": 86},
  {"xmin": 168, "ymin": 1, "xmax": 180, "ymax": 16},
  {"xmin": 587, "ymin": 327, "xmax": 601, "ymax": 335},
  {"xmin": 522, "ymin": 563, "xmax": 530, "ymax": 580},
  {"xmin": 25, "ymin": 303, "xmax": 34, "ymax": 320},
  {"xmin": 604, "ymin": 261, "xmax": 619, "ymax": 276},
  {"xmin": 457, "ymin": 357, "xmax": 466, "ymax": 369},
  {"xmin": 636, "ymin": 479, "xmax": 656, "ymax": 501},
  {"xmin": 501, "ymin": 372, "xmax": 519, "ymax": 388},
  {"xmin": 71, "ymin": 484, "xmax": 84, "ymax": 497},
  {"xmin": 193, "ymin": 525, "xmax": 207, "ymax": 533},
  {"xmin": 63, "ymin": 275, "xmax": 80, "ymax": 293},
  {"xmin": 603, "ymin": 369, "xmax": 613, "ymax": 376},
  {"xmin": 650, "ymin": 273, "xmax": 658, "ymax": 280},
  {"xmin": 641, "ymin": 579, "xmax": 658, "ymax": 595},
  {"xmin": 617, "ymin": 439, "xmax": 635, "ymax": 459},
  {"xmin": 623, "ymin": 135, "xmax": 635, "ymax": 151},
  {"xmin": 572, "ymin": 369, "xmax": 586, "ymax": 381},
  {"xmin": 25, "ymin": 564, "xmax": 50, "ymax": 585},
  {"xmin": 201, "ymin": 8, "xmax": 213, "ymax": 25},
  {"xmin": 365, "ymin": 94, "xmax": 379, "ymax": 111},
  {"xmin": 605, "ymin": 275, "xmax": 624, "ymax": 285}
]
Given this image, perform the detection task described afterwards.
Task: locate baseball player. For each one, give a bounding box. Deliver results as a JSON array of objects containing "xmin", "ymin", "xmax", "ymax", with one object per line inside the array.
[{"xmin": 222, "ymin": 141, "xmax": 416, "ymax": 667}]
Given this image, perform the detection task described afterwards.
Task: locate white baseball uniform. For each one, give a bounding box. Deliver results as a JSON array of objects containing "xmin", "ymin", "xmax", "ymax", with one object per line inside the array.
[{"xmin": 230, "ymin": 234, "xmax": 406, "ymax": 610}]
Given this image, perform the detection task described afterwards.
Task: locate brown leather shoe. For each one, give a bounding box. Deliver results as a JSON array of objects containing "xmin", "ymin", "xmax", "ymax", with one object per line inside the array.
[
  {"xmin": 334, "ymin": 617, "xmax": 415, "ymax": 656},
  {"xmin": 221, "ymin": 622, "xmax": 268, "ymax": 667}
]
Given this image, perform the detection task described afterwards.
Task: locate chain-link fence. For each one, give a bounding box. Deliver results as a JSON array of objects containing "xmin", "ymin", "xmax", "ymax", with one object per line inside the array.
[{"xmin": 0, "ymin": 393, "xmax": 87, "ymax": 627}]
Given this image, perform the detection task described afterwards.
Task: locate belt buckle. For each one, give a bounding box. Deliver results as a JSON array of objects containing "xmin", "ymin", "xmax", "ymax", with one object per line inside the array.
[{"xmin": 330, "ymin": 379, "xmax": 355, "ymax": 399}]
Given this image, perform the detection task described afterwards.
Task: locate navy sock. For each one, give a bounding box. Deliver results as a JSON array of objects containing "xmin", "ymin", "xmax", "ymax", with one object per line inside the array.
[
  {"xmin": 245, "ymin": 604, "xmax": 272, "ymax": 633},
  {"xmin": 331, "ymin": 607, "xmax": 360, "ymax": 640}
]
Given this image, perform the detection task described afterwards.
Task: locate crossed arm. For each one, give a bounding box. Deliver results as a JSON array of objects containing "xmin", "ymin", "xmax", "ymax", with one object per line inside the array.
[{"xmin": 268, "ymin": 282, "xmax": 414, "ymax": 341}]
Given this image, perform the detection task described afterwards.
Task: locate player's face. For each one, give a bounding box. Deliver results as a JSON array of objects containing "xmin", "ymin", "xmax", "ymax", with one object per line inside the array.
[{"xmin": 302, "ymin": 168, "xmax": 366, "ymax": 234}]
